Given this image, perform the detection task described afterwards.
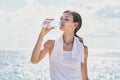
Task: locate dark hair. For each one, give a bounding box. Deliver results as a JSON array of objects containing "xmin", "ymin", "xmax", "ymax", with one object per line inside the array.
[{"xmin": 63, "ymin": 10, "xmax": 84, "ymax": 45}]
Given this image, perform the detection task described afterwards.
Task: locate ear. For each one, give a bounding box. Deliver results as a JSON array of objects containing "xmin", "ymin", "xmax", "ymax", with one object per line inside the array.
[{"xmin": 74, "ymin": 22, "xmax": 79, "ymax": 28}]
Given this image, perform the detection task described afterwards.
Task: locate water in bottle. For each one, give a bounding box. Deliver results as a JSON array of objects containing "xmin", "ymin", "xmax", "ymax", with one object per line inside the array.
[{"xmin": 43, "ymin": 19, "xmax": 61, "ymax": 28}]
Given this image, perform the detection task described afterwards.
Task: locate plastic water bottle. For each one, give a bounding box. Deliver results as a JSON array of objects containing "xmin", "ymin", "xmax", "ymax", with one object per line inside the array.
[{"xmin": 43, "ymin": 19, "xmax": 61, "ymax": 28}]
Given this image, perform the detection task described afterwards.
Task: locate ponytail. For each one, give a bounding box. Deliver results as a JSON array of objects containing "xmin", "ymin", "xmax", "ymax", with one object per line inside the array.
[{"xmin": 74, "ymin": 33, "xmax": 84, "ymax": 46}]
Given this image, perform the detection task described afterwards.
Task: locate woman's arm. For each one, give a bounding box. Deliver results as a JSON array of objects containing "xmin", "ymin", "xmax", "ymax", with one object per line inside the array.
[
  {"xmin": 30, "ymin": 27, "xmax": 54, "ymax": 64},
  {"xmin": 81, "ymin": 46, "xmax": 89, "ymax": 80}
]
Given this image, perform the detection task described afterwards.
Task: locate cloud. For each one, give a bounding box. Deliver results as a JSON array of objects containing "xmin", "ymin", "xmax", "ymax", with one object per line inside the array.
[
  {"xmin": 0, "ymin": 0, "xmax": 120, "ymax": 50},
  {"xmin": 96, "ymin": 5, "xmax": 120, "ymax": 19},
  {"xmin": 82, "ymin": 0, "xmax": 120, "ymax": 17},
  {"xmin": 0, "ymin": 0, "xmax": 26, "ymax": 11},
  {"xmin": 37, "ymin": 0, "xmax": 85, "ymax": 7}
]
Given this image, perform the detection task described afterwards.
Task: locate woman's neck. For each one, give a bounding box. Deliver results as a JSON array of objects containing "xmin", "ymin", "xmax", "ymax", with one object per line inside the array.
[{"xmin": 63, "ymin": 33, "xmax": 74, "ymax": 44}]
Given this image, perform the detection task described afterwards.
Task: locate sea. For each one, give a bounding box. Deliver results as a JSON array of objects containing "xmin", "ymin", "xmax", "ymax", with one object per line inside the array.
[{"xmin": 0, "ymin": 49, "xmax": 120, "ymax": 80}]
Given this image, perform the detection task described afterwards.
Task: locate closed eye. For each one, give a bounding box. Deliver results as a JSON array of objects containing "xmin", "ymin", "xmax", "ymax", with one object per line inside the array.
[
  {"xmin": 60, "ymin": 18, "xmax": 70, "ymax": 21},
  {"xmin": 64, "ymin": 19, "xmax": 69, "ymax": 21}
]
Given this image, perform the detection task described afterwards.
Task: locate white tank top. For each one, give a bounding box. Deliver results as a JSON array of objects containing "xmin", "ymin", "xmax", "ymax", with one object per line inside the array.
[{"xmin": 49, "ymin": 36, "xmax": 84, "ymax": 80}]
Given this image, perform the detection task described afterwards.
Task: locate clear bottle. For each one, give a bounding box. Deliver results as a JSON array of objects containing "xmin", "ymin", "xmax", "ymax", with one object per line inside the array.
[{"xmin": 43, "ymin": 19, "xmax": 61, "ymax": 28}]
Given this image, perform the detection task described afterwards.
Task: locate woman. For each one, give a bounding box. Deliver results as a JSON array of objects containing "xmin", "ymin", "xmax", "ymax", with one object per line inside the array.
[{"xmin": 31, "ymin": 10, "xmax": 89, "ymax": 80}]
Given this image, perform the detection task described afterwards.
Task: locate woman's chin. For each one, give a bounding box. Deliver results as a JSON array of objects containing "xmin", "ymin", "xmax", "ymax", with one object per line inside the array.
[{"xmin": 59, "ymin": 26, "xmax": 64, "ymax": 30}]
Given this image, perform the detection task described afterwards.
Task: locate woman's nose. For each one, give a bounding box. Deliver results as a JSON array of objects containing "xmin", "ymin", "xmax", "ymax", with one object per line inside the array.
[
  {"xmin": 60, "ymin": 21, "xmax": 65, "ymax": 26},
  {"xmin": 60, "ymin": 19, "xmax": 65, "ymax": 24}
]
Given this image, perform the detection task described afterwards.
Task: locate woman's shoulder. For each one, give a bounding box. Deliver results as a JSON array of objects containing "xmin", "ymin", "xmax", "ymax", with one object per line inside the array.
[
  {"xmin": 84, "ymin": 45, "xmax": 88, "ymax": 49},
  {"xmin": 44, "ymin": 40, "xmax": 55, "ymax": 48},
  {"xmin": 46, "ymin": 40, "xmax": 55, "ymax": 43},
  {"xmin": 44, "ymin": 40, "xmax": 55, "ymax": 56},
  {"xmin": 84, "ymin": 45, "xmax": 88, "ymax": 59},
  {"xmin": 84, "ymin": 45, "xmax": 88, "ymax": 53}
]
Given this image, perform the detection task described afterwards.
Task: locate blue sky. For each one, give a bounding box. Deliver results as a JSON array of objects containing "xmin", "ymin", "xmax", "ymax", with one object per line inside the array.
[{"xmin": 0, "ymin": 0, "xmax": 120, "ymax": 51}]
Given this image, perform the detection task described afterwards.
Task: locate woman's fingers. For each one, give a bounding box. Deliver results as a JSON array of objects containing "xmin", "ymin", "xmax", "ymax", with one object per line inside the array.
[
  {"xmin": 41, "ymin": 27, "xmax": 54, "ymax": 35},
  {"xmin": 42, "ymin": 19, "xmax": 54, "ymax": 26}
]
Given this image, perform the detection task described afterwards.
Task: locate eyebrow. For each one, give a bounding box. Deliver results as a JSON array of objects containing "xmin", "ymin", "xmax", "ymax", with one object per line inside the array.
[{"xmin": 61, "ymin": 16, "xmax": 70, "ymax": 19}]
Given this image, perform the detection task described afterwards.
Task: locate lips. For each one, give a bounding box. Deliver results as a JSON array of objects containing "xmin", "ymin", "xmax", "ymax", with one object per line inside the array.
[{"xmin": 61, "ymin": 23, "xmax": 64, "ymax": 26}]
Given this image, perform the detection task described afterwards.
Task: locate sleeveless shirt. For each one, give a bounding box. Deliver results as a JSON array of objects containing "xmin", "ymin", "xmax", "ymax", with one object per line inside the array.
[{"xmin": 49, "ymin": 36, "xmax": 84, "ymax": 80}]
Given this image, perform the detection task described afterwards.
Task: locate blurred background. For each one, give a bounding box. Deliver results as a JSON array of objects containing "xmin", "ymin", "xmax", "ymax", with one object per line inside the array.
[{"xmin": 0, "ymin": 0, "xmax": 120, "ymax": 80}]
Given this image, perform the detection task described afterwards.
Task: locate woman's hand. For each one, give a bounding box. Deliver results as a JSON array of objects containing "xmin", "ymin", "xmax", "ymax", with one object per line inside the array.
[{"xmin": 40, "ymin": 19, "xmax": 55, "ymax": 36}]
